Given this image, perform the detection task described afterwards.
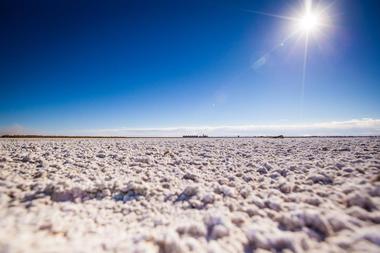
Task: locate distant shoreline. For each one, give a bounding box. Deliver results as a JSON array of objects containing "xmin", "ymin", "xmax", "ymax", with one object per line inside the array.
[{"xmin": 1, "ymin": 135, "xmax": 379, "ymax": 139}]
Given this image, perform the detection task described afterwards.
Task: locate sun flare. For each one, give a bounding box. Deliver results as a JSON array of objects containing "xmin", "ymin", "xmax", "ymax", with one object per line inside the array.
[
  {"xmin": 248, "ymin": 0, "xmax": 333, "ymax": 117},
  {"xmin": 293, "ymin": 0, "xmax": 326, "ymax": 35},
  {"xmin": 296, "ymin": 12, "xmax": 321, "ymax": 33}
]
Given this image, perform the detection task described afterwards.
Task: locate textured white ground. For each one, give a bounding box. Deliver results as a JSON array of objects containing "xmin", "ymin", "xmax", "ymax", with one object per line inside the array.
[{"xmin": 0, "ymin": 138, "xmax": 380, "ymax": 253}]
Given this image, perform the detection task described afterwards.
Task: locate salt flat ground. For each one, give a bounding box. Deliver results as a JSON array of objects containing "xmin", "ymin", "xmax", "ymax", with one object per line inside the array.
[{"xmin": 0, "ymin": 137, "xmax": 379, "ymax": 253}]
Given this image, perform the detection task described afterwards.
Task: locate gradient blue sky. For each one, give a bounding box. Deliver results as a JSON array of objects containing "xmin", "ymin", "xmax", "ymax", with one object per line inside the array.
[{"xmin": 1, "ymin": 0, "xmax": 380, "ymax": 136}]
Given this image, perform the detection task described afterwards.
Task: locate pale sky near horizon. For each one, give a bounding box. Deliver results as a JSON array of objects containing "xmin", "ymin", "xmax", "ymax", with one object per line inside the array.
[{"xmin": 1, "ymin": 0, "xmax": 380, "ymax": 136}]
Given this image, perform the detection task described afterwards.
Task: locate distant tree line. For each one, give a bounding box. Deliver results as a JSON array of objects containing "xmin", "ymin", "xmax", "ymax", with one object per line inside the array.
[{"xmin": 182, "ymin": 134, "xmax": 209, "ymax": 138}]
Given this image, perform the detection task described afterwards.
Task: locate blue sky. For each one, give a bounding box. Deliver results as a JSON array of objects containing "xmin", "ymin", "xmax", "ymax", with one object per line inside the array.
[{"xmin": 1, "ymin": 0, "xmax": 380, "ymax": 136}]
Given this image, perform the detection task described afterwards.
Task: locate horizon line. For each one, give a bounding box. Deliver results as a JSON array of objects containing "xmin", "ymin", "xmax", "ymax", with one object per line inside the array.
[
  {"xmin": 1, "ymin": 118, "xmax": 380, "ymax": 137},
  {"xmin": 2, "ymin": 134, "xmax": 380, "ymax": 139}
]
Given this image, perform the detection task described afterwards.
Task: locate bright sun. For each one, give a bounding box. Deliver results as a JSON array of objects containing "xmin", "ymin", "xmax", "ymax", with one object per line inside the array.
[
  {"xmin": 296, "ymin": 12, "xmax": 322, "ymax": 33},
  {"xmin": 248, "ymin": 0, "xmax": 333, "ymax": 117}
]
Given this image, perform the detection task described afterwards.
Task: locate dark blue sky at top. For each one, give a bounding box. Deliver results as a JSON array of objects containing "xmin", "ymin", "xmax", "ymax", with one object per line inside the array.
[{"xmin": 1, "ymin": 0, "xmax": 380, "ymax": 133}]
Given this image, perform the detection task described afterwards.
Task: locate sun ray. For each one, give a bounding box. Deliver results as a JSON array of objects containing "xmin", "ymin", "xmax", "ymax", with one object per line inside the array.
[
  {"xmin": 245, "ymin": 0, "xmax": 332, "ymax": 119},
  {"xmin": 241, "ymin": 9, "xmax": 297, "ymax": 22},
  {"xmin": 319, "ymin": 0, "xmax": 339, "ymax": 15},
  {"xmin": 300, "ymin": 33, "xmax": 309, "ymax": 119}
]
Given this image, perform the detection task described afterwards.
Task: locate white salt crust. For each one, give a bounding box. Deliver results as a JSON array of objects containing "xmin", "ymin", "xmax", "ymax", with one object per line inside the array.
[{"xmin": 0, "ymin": 137, "xmax": 379, "ymax": 252}]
